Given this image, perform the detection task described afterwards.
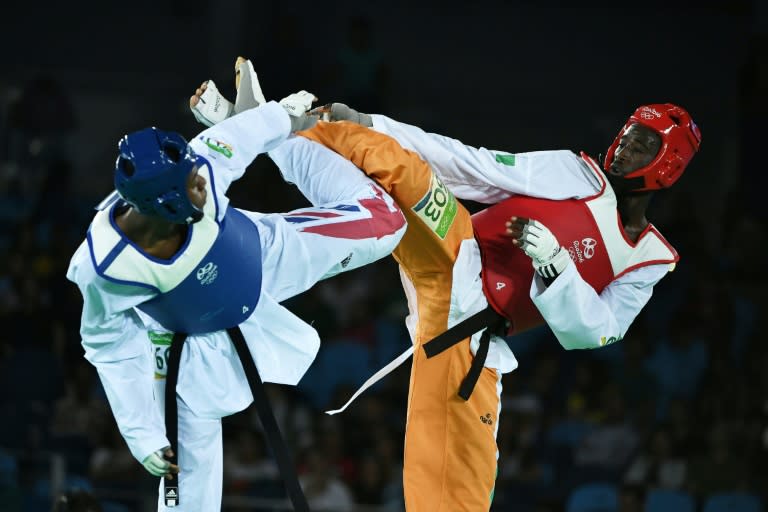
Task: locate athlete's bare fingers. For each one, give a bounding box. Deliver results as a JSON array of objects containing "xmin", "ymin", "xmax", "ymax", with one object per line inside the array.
[
  {"xmin": 162, "ymin": 448, "xmax": 180, "ymax": 479},
  {"xmin": 506, "ymin": 216, "xmax": 531, "ymax": 245},
  {"xmin": 505, "ymin": 216, "xmax": 529, "ymax": 233}
]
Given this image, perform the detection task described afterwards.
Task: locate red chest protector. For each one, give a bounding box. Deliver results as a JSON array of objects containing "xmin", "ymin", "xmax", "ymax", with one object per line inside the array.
[
  {"xmin": 472, "ymin": 196, "xmax": 614, "ymax": 335},
  {"xmin": 470, "ymin": 153, "xmax": 677, "ymax": 335}
]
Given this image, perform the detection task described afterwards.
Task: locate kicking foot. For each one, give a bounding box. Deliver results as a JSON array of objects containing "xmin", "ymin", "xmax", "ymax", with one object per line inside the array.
[{"xmin": 234, "ymin": 57, "xmax": 267, "ymax": 114}]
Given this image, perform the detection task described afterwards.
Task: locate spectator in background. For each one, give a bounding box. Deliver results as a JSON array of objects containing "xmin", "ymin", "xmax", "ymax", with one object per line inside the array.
[
  {"xmin": 50, "ymin": 361, "xmax": 110, "ymax": 439},
  {"xmin": 719, "ymin": 212, "xmax": 765, "ymax": 364},
  {"xmin": 3, "ymin": 76, "xmax": 77, "ymax": 249},
  {"xmin": 611, "ymin": 321, "xmax": 657, "ymax": 416},
  {"xmin": 346, "ymin": 415, "xmax": 404, "ymax": 509},
  {"xmin": 250, "ymin": 385, "xmax": 315, "ymax": 451},
  {"xmin": 617, "ymin": 484, "xmax": 645, "ymax": 512},
  {"xmin": 542, "ymin": 358, "xmax": 599, "ymax": 479},
  {"xmin": 299, "ymin": 450, "xmax": 354, "ymax": 511},
  {"xmin": 573, "ymin": 388, "xmax": 639, "ymax": 474},
  {"xmin": 0, "ymin": 306, "xmax": 63, "ymax": 451},
  {"xmin": 498, "ymin": 403, "xmax": 542, "ymax": 481},
  {"xmin": 663, "ymin": 399, "xmax": 698, "ymax": 460},
  {"xmin": 645, "ymin": 311, "xmax": 709, "ymax": 418},
  {"xmin": 543, "ymin": 388, "xmax": 595, "ymax": 483},
  {"xmin": 223, "ymin": 428, "xmax": 278, "ymax": 493},
  {"xmin": 89, "ymin": 424, "xmax": 141, "ymax": 490},
  {"xmin": 624, "ymin": 426, "xmax": 687, "ymax": 489},
  {"xmin": 53, "ymin": 489, "xmax": 102, "ymax": 512},
  {"xmin": 352, "ymin": 454, "xmax": 387, "ymax": 506},
  {"xmin": 283, "ymin": 286, "xmax": 340, "ymax": 341},
  {"xmin": 326, "ymin": 16, "xmax": 391, "ymax": 113},
  {"xmin": 688, "ymin": 422, "xmax": 749, "ymax": 494},
  {"xmin": 315, "ymin": 419, "xmax": 357, "ymax": 483}
]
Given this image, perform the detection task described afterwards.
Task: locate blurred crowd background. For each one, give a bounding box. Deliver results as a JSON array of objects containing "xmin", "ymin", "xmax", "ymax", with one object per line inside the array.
[{"xmin": 1, "ymin": 1, "xmax": 767, "ymax": 511}]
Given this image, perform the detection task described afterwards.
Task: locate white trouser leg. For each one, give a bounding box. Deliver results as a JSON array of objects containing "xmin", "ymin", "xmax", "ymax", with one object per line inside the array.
[
  {"xmin": 157, "ymin": 397, "xmax": 223, "ymax": 511},
  {"xmin": 242, "ymin": 135, "xmax": 406, "ymax": 302},
  {"xmin": 269, "ymin": 135, "xmax": 385, "ymax": 207}
]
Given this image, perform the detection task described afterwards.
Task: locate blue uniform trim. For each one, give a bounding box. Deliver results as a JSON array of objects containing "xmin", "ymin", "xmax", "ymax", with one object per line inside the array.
[
  {"xmin": 196, "ymin": 157, "xmax": 222, "ymax": 221},
  {"xmin": 107, "ymin": 203, "xmax": 195, "ymax": 265},
  {"xmin": 86, "ymin": 228, "xmax": 161, "ymax": 293},
  {"xmin": 97, "ymin": 238, "xmax": 129, "ymax": 274}
]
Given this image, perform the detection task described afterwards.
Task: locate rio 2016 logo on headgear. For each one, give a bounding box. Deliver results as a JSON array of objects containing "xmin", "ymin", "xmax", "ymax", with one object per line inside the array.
[
  {"xmin": 196, "ymin": 261, "xmax": 218, "ymax": 285},
  {"xmin": 639, "ymin": 107, "xmax": 663, "ymax": 120}
]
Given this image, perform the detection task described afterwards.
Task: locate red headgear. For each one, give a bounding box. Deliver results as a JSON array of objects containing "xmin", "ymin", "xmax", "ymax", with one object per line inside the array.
[{"xmin": 603, "ymin": 104, "xmax": 702, "ymax": 192}]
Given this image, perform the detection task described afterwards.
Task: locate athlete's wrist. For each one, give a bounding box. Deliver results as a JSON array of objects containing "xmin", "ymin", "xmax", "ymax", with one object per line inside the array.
[{"xmin": 534, "ymin": 246, "xmax": 570, "ymax": 286}]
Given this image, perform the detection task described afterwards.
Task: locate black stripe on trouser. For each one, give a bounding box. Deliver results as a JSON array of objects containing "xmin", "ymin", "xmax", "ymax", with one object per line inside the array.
[
  {"xmin": 226, "ymin": 327, "xmax": 310, "ymax": 512},
  {"xmin": 164, "ymin": 331, "xmax": 188, "ymax": 507},
  {"xmin": 422, "ymin": 306, "xmax": 504, "ymax": 401}
]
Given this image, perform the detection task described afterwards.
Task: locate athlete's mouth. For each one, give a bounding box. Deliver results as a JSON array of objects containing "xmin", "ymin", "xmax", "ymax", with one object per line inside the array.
[{"xmin": 608, "ymin": 164, "xmax": 624, "ymax": 176}]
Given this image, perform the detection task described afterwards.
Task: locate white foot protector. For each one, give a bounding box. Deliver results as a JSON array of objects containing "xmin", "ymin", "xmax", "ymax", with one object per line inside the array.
[
  {"xmin": 191, "ymin": 80, "xmax": 233, "ymax": 127},
  {"xmin": 234, "ymin": 59, "xmax": 267, "ymax": 114}
]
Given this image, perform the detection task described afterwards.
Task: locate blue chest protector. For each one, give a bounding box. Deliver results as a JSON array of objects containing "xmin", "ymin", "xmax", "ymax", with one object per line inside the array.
[{"xmin": 125, "ymin": 208, "xmax": 262, "ymax": 334}]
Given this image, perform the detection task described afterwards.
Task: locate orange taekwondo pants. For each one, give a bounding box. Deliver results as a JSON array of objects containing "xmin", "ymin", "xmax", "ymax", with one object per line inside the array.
[{"xmin": 302, "ymin": 122, "xmax": 501, "ymax": 511}]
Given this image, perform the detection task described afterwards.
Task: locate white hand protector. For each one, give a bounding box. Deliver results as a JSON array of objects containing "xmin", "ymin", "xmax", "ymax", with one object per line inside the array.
[
  {"xmin": 518, "ymin": 219, "xmax": 571, "ymax": 281},
  {"xmin": 234, "ymin": 59, "xmax": 267, "ymax": 114},
  {"xmin": 142, "ymin": 448, "xmax": 171, "ymax": 477},
  {"xmin": 279, "ymin": 91, "xmax": 319, "ymax": 132},
  {"xmin": 190, "ymin": 80, "xmax": 233, "ymax": 127}
]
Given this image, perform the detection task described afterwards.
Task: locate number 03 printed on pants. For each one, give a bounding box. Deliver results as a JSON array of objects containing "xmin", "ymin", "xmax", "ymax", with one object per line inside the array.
[{"xmin": 412, "ymin": 174, "xmax": 457, "ymax": 240}]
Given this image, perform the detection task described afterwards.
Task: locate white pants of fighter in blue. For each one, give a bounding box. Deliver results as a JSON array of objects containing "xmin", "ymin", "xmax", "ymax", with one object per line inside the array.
[{"xmin": 153, "ymin": 136, "xmax": 405, "ymax": 511}]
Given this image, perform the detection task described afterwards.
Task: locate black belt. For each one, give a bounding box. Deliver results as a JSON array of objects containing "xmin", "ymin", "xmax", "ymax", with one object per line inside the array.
[
  {"xmin": 164, "ymin": 328, "xmax": 310, "ymax": 511},
  {"xmin": 422, "ymin": 306, "xmax": 507, "ymax": 401},
  {"xmin": 163, "ymin": 332, "xmax": 186, "ymax": 507}
]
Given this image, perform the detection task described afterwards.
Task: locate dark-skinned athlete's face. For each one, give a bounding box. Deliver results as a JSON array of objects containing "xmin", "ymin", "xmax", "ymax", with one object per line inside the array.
[
  {"xmin": 608, "ymin": 124, "xmax": 661, "ymax": 177},
  {"xmin": 606, "ymin": 123, "xmax": 662, "ymax": 194}
]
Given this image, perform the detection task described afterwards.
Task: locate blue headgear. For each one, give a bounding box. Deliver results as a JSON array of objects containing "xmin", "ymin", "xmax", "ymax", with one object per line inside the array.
[{"xmin": 114, "ymin": 127, "xmax": 204, "ymax": 224}]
